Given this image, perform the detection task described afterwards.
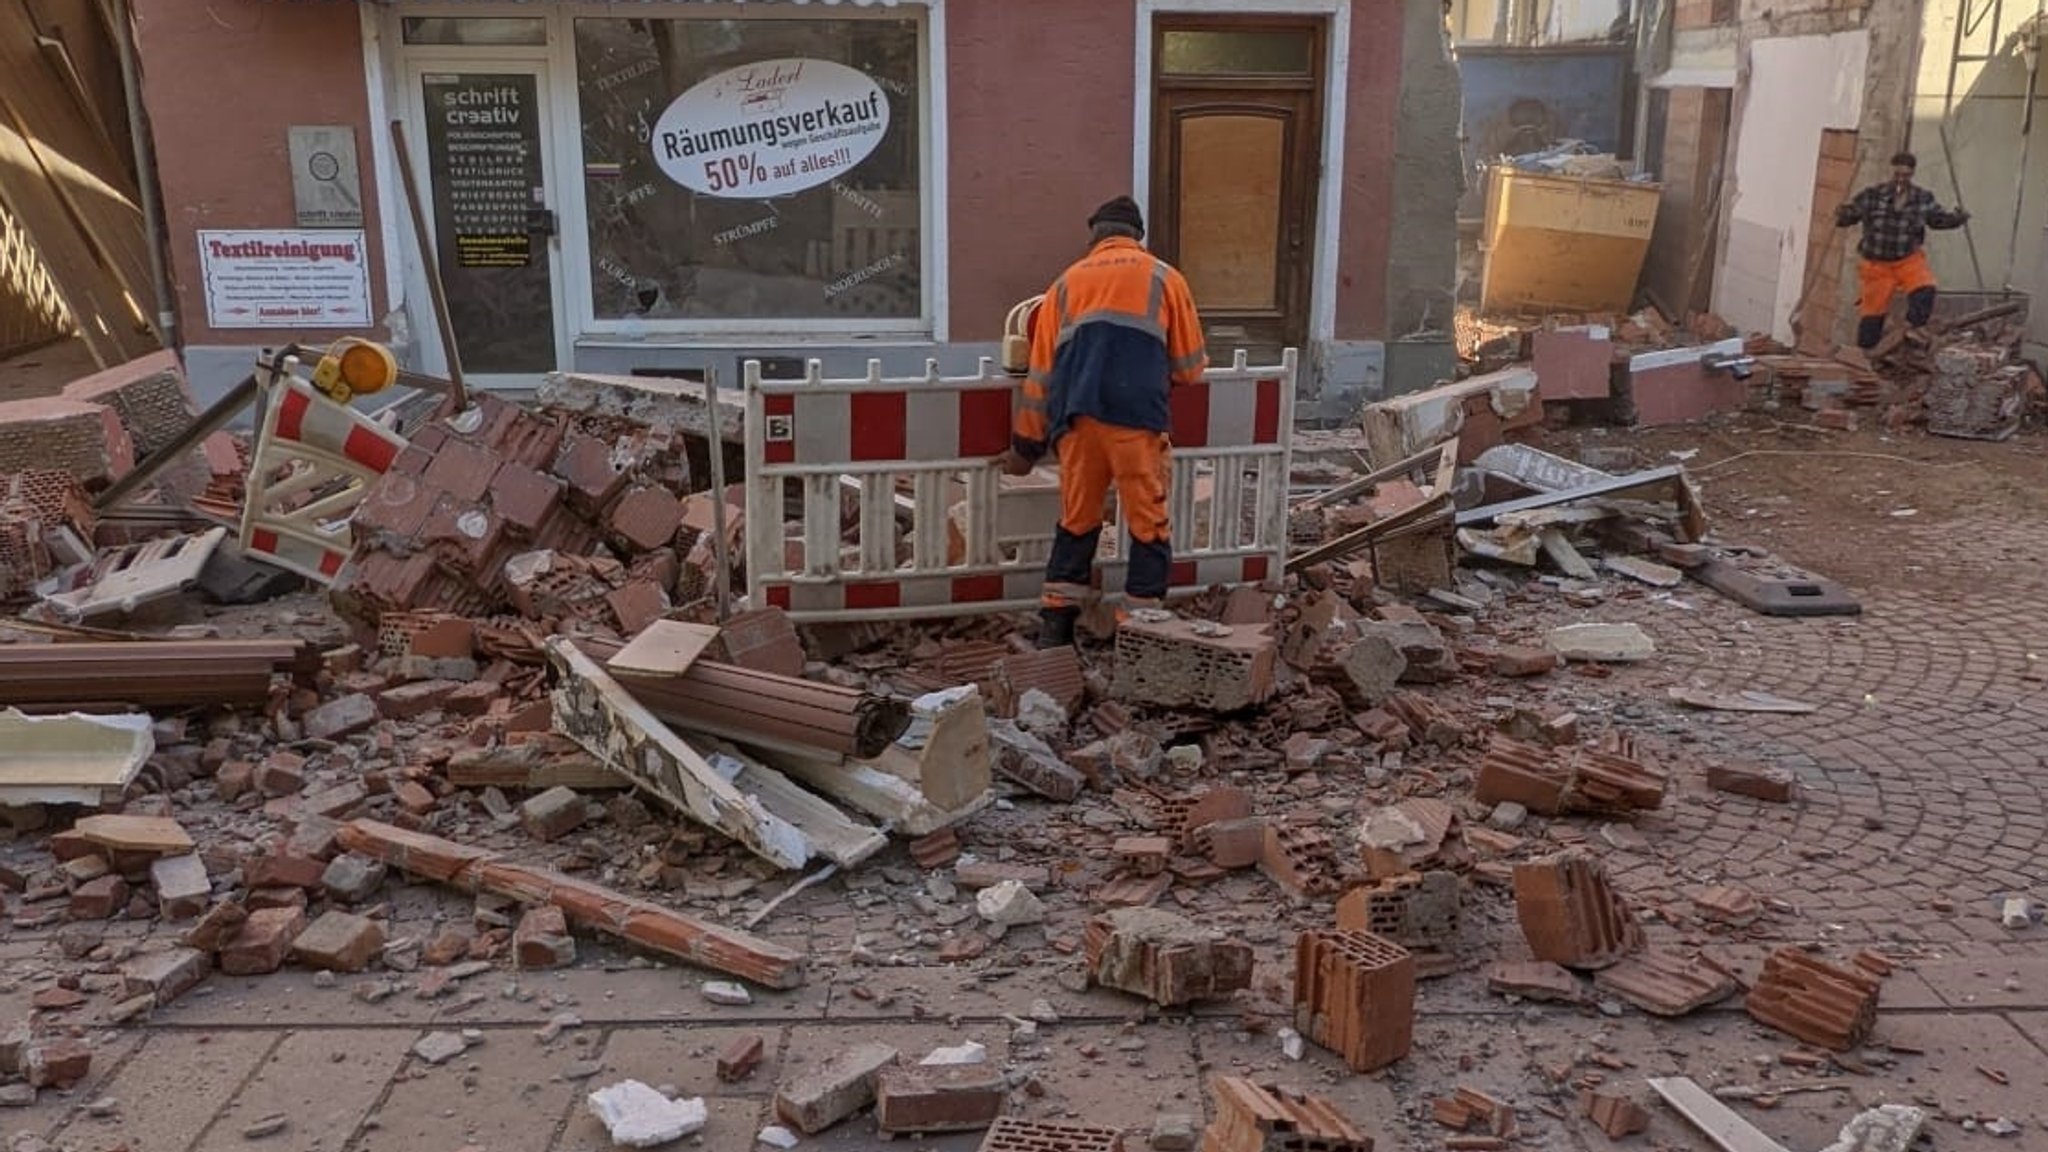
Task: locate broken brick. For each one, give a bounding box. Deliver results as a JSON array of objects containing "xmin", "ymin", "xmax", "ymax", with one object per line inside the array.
[
  {"xmin": 514, "ymin": 904, "xmax": 576, "ymax": 969},
  {"xmin": 215, "ymin": 760, "xmax": 256, "ymax": 803},
  {"xmin": 978, "ymin": 1118, "xmax": 1122, "ymax": 1152},
  {"xmin": 1485, "ymin": 960, "xmax": 1585, "ymax": 1005},
  {"xmin": 1492, "ymin": 645, "xmax": 1558, "ymax": 677},
  {"xmin": 70, "ymin": 874, "xmax": 128, "ymax": 920},
  {"xmin": 150, "ymin": 854, "xmax": 211, "ymax": 920},
  {"xmin": 220, "ymin": 907, "xmax": 308, "ymax": 975},
  {"xmin": 377, "ymin": 679, "xmax": 460, "ymax": 719},
  {"xmin": 254, "ymin": 752, "xmax": 307, "ymax": 798},
  {"xmin": 874, "ymin": 1062, "xmax": 1007, "ymax": 1134},
  {"xmin": 23, "ymin": 1038, "xmax": 92, "ymax": 1089},
  {"xmin": 1293, "ymin": 929, "xmax": 1415, "ymax": 1073},
  {"xmin": 1511, "ymin": 851, "xmax": 1643, "ymax": 970},
  {"xmin": 953, "ymin": 861, "xmax": 1048, "ymax": 891},
  {"xmin": 1705, "ymin": 762, "xmax": 1796, "ymax": 803},
  {"xmin": 392, "ymin": 780, "xmax": 439, "ymax": 817},
  {"xmin": 1593, "ymin": 947, "xmax": 1738, "ymax": 1017},
  {"xmin": 1203, "ymin": 1077, "xmax": 1374, "ymax": 1152},
  {"xmin": 1358, "ymin": 798, "xmax": 1457, "ymax": 878},
  {"xmin": 907, "ymin": 828, "xmax": 961, "ymax": 870},
  {"xmin": 291, "ymin": 911, "xmax": 387, "ymax": 973},
  {"xmin": 716, "ymin": 607, "xmax": 806, "ymax": 677},
  {"xmin": 1113, "ymin": 836, "xmax": 1172, "ymax": 876},
  {"xmin": 1113, "ymin": 616, "xmax": 1276, "ymax": 712},
  {"xmin": 608, "ymin": 485, "xmax": 684, "ymax": 552},
  {"xmin": 1692, "ymin": 884, "xmax": 1762, "ymax": 927},
  {"xmin": 521, "ymin": 786, "xmax": 588, "ymax": 842},
  {"xmin": 305, "ymin": 694, "xmax": 379, "ymax": 742},
  {"xmin": 120, "ymin": 946, "xmax": 210, "ymax": 1005},
  {"xmin": 606, "ymin": 580, "xmax": 670, "ymax": 635},
  {"xmin": 244, "ymin": 851, "xmax": 326, "ymax": 891},
  {"xmin": 1475, "ymin": 739, "xmax": 1571, "ymax": 814},
  {"xmin": 1082, "ymin": 907, "xmax": 1254, "ymax": 1006},
  {"xmin": 1261, "ymin": 822, "xmax": 1343, "ymax": 898},
  {"xmin": 1335, "ymin": 871, "xmax": 1461, "ymax": 950},
  {"xmin": 1580, "ymin": 1090, "xmax": 1650, "ymax": 1139},
  {"xmin": 716, "ymin": 1034, "xmax": 765, "ymax": 1082},
  {"xmin": 1192, "ymin": 816, "xmax": 1267, "ymax": 870},
  {"xmin": 1746, "ymin": 947, "xmax": 1881, "ymax": 1051},
  {"xmin": 181, "ymin": 900, "xmax": 248, "ymax": 952},
  {"xmin": 773, "ymin": 1041, "xmax": 899, "ymax": 1135}
]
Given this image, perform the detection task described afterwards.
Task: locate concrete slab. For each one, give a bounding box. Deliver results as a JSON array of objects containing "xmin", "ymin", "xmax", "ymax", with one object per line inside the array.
[
  {"xmin": 50, "ymin": 1029, "xmax": 275, "ymax": 1152},
  {"xmin": 356, "ymin": 1021, "xmax": 581, "ymax": 1152},
  {"xmin": 190, "ymin": 1027, "xmax": 413, "ymax": 1152},
  {"xmin": 597, "ymin": 1024, "xmax": 786, "ymax": 1097}
]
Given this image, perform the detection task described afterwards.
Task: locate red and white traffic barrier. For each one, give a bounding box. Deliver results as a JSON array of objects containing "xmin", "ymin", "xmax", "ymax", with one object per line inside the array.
[
  {"xmin": 239, "ymin": 371, "xmax": 406, "ymax": 584},
  {"xmin": 743, "ymin": 350, "xmax": 1295, "ymax": 622}
]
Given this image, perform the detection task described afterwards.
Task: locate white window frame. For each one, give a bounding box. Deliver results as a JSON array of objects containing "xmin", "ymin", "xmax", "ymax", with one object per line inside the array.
[
  {"xmin": 365, "ymin": 0, "xmax": 949, "ymax": 354},
  {"xmin": 1132, "ymin": 0, "xmax": 1349, "ymax": 346}
]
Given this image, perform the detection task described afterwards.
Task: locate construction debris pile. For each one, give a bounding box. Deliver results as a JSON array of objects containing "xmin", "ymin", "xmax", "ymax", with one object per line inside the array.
[{"xmin": 0, "ymin": 344, "xmax": 2016, "ymax": 1151}]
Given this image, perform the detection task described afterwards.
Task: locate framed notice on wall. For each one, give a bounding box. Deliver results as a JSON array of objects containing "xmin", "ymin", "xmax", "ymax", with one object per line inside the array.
[{"xmin": 197, "ymin": 230, "xmax": 373, "ymax": 329}]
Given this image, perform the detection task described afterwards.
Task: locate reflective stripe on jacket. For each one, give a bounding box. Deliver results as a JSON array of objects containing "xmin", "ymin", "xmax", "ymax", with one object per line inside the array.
[{"xmin": 1012, "ymin": 237, "xmax": 1207, "ymax": 460}]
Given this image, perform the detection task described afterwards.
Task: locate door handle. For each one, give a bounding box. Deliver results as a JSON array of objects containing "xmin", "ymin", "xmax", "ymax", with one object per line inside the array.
[{"xmin": 526, "ymin": 207, "xmax": 558, "ymax": 238}]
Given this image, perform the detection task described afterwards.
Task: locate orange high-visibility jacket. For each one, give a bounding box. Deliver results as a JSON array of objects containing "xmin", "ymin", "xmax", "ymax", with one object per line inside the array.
[{"xmin": 1012, "ymin": 237, "xmax": 1207, "ymax": 460}]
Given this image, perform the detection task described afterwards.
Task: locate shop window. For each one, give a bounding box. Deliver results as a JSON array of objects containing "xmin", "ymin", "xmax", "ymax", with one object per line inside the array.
[
  {"xmin": 402, "ymin": 18, "xmax": 548, "ymax": 47},
  {"xmin": 573, "ymin": 17, "xmax": 923, "ymax": 323}
]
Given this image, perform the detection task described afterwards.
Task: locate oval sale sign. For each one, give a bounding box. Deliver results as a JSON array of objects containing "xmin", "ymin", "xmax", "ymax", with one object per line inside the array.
[{"xmin": 652, "ymin": 58, "xmax": 889, "ymax": 199}]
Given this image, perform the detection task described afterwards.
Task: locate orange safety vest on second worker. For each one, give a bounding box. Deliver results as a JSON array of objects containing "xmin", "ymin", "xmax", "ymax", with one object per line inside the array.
[{"xmin": 1012, "ymin": 237, "xmax": 1208, "ymax": 460}]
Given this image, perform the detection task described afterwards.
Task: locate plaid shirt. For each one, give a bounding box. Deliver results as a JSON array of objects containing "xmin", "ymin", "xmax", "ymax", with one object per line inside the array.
[{"xmin": 1836, "ymin": 182, "xmax": 1966, "ymax": 262}]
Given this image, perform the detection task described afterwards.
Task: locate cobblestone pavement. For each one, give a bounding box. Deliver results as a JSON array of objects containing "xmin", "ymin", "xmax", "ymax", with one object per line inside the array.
[{"xmin": 7, "ymin": 479, "xmax": 2048, "ymax": 1152}]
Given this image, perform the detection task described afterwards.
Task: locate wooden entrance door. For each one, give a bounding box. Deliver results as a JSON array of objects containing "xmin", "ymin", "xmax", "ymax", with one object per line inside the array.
[{"xmin": 1149, "ymin": 20, "xmax": 1323, "ymax": 361}]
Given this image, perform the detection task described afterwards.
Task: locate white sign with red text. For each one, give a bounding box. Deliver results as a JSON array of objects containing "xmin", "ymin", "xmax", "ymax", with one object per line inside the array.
[
  {"xmin": 652, "ymin": 58, "xmax": 889, "ymax": 199},
  {"xmin": 198, "ymin": 229, "xmax": 373, "ymax": 329}
]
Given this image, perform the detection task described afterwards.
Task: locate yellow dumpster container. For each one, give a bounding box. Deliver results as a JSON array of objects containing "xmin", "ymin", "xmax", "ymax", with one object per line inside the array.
[{"xmin": 1478, "ymin": 167, "xmax": 1661, "ymax": 316}]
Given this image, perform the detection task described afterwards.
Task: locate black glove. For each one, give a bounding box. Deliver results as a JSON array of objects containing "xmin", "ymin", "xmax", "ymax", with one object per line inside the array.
[
  {"xmin": 1833, "ymin": 203, "xmax": 1857, "ymax": 226},
  {"xmin": 1955, "ymin": 209, "xmax": 1972, "ymax": 224}
]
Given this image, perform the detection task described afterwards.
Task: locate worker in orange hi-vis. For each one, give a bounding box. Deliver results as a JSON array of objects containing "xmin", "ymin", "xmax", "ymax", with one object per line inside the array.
[
  {"xmin": 993, "ymin": 196, "xmax": 1209, "ymax": 649},
  {"xmin": 1834, "ymin": 150, "xmax": 1970, "ymax": 350}
]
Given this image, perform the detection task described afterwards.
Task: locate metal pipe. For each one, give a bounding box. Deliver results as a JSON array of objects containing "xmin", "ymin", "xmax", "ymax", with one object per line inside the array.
[
  {"xmin": 703, "ymin": 372, "xmax": 732, "ymax": 623},
  {"xmin": 2006, "ymin": 37, "xmax": 2040, "ymax": 290},
  {"xmin": 109, "ymin": 0, "xmax": 175, "ymax": 348},
  {"xmin": 91, "ymin": 373, "xmax": 258, "ymax": 512},
  {"xmin": 388, "ymin": 120, "xmax": 467, "ymax": 411}
]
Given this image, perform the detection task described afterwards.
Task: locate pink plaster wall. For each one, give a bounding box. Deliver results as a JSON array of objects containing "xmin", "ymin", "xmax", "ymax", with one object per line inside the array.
[
  {"xmin": 135, "ymin": 0, "xmax": 384, "ymax": 346},
  {"xmin": 946, "ymin": 0, "xmax": 1138, "ymax": 342},
  {"xmin": 1336, "ymin": 0, "xmax": 1403, "ymax": 341}
]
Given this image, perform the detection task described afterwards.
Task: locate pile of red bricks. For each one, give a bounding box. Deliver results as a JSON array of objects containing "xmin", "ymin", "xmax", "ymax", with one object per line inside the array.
[
  {"xmin": 0, "ymin": 469, "xmax": 93, "ymax": 601},
  {"xmin": 331, "ymin": 391, "xmax": 709, "ymax": 644}
]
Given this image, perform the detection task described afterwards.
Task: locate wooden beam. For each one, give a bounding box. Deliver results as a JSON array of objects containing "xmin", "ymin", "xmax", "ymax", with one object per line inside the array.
[
  {"xmin": 1645, "ymin": 1078, "xmax": 1792, "ymax": 1152},
  {"xmin": 336, "ymin": 819, "xmax": 806, "ymax": 989}
]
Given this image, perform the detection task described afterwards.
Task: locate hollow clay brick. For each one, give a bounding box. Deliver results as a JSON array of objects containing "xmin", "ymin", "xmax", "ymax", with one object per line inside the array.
[
  {"xmin": 1292, "ymin": 929, "xmax": 1414, "ymax": 1073},
  {"xmin": 1511, "ymin": 850, "xmax": 1643, "ymax": 970},
  {"xmin": 1746, "ymin": 947, "xmax": 1881, "ymax": 1051}
]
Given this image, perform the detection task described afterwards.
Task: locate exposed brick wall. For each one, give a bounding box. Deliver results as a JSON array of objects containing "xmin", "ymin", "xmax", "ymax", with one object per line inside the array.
[
  {"xmin": 946, "ymin": 0, "xmax": 1136, "ymax": 341},
  {"xmin": 0, "ymin": 398, "xmax": 136, "ymax": 485},
  {"xmin": 61, "ymin": 350, "xmax": 198, "ymax": 457}
]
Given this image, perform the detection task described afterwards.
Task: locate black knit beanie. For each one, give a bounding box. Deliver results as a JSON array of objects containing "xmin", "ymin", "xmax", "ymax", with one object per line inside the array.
[{"xmin": 1088, "ymin": 195, "xmax": 1145, "ymax": 239}]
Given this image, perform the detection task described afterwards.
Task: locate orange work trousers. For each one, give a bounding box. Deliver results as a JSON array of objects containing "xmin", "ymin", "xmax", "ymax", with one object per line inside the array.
[
  {"xmin": 1857, "ymin": 250, "xmax": 1937, "ymax": 319},
  {"xmin": 1042, "ymin": 417, "xmax": 1173, "ymax": 608}
]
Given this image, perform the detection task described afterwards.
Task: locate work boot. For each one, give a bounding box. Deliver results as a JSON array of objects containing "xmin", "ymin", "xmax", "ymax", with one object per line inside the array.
[{"xmin": 1037, "ymin": 606, "xmax": 1080, "ymax": 649}]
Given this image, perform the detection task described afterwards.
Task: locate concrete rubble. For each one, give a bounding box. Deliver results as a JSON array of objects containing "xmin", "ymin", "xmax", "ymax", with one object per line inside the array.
[{"xmin": 0, "ymin": 341, "xmax": 2021, "ymax": 1149}]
